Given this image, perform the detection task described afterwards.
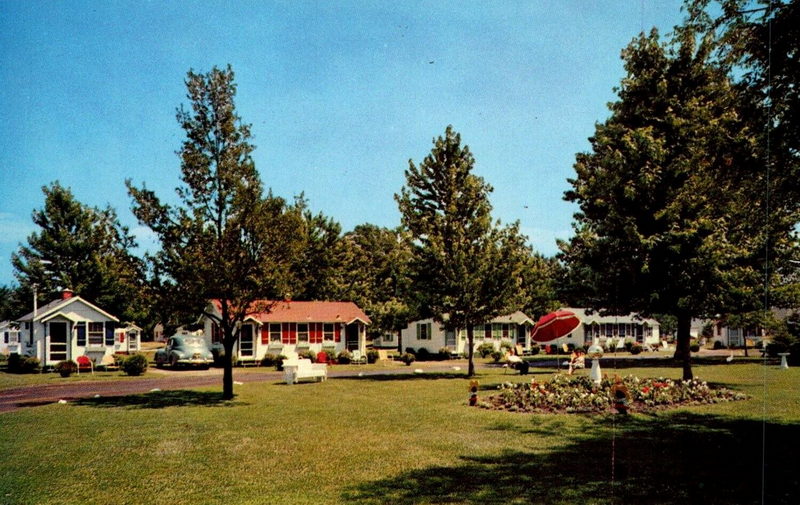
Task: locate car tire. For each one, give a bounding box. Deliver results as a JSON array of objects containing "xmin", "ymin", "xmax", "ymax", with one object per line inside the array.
[{"xmin": 170, "ymin": 354, "xmax": 179, "ymax": 368}]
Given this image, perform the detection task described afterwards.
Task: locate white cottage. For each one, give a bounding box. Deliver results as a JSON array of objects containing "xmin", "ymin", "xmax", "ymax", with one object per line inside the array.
[
  {"xmin": 202, "ymin": 299, "xmax": 371, "ymax": 360},
  {"xmin": 1, "ymin": 320, "xmax": 21, "ymax": 356},
  {"xmin": 547, "ymin": 307, "xmax": 661, "ymax": 349},
  {"xmin": 11, "ymin": 290, "xmax": 140, "ymax": 367},
  {"xmin": 401, "ymin": 311, "xmax": 535, "ymax": 355}
]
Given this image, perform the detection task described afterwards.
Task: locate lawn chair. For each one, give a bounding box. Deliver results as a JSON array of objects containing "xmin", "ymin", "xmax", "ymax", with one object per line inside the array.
[
  {"xmin": 99, "ymin": 353, "xmax": 119, "ymax": 371},
  {"xmin": 351, "ymin": 350, "xmax": 368, "ymax": 365},
  {"xmin": 76, "ymin": 355, "xmax": 94, "ymax": 375},
  {"xmin": 377, "ymin": 350, "xmax": 391, "ymax": 366}
]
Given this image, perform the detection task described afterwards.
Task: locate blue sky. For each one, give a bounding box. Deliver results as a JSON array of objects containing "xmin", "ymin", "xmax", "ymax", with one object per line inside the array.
[{"xmin": 0, "ymin": 0, "xmax": 688, "ymax": 286}]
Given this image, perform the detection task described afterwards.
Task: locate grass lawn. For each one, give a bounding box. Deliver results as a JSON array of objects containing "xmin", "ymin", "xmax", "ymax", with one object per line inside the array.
[{"xmin": 0, "ymin": 363, "xmax": 798, "ymax": 505}]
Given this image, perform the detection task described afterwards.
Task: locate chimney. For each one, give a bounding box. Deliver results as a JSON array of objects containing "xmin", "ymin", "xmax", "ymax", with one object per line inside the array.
[{"xmin": 62, "ymin": 289, "xmax": 74, "ymax": 300}]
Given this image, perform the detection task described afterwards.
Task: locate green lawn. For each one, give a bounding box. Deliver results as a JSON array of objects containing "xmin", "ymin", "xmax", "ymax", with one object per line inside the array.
[{"xmin": 1, "ymin": 363, "xmax": 798, "ymax": 505}]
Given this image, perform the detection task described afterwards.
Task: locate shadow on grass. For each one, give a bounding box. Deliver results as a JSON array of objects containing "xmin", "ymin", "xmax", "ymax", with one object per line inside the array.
[
  {"xmin": 74, "ymin": 390, "xmax": 245, "ymax": 409},
  {"xmin": 344, "ymin": 412, "xmax": 800, "ymax": 505}
]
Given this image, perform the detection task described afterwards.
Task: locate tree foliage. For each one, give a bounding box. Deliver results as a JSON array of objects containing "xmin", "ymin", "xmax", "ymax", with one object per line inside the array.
[
  {"xmin": 338, "ymin": 224, "xmax": 412, "ymax": 342},
  {"xmin": 562, "ymin": 28, "xmax": 766, "ymax": 379},
  {"xmin": 128, "ymin": 65, "xmax": 299, "ymax": 399},
  {"xmin": 11, "ymin": 182, "xmax": 145, "ymax": 322},
  {"xmin": 397, "ymin": 126, "xmax": 528, "ymax": 376}
]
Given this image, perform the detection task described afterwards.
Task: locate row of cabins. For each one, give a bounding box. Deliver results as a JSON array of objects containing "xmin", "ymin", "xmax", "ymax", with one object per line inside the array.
[{"xmin": 1, "ymin": 290, "xmax": 776, "ymax": 367}]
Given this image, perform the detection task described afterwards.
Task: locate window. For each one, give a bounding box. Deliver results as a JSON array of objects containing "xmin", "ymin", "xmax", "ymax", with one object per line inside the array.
[
  {"xmin": 297, "ymin": 323, "xmax": 309, "ymax": 343},
  {"xmin": 211, "ymin": 322, "xmax": 223, "ymax": 344},
  {"xmin": 473, "ymin": 325, "xmax": 484, "ymax": 338},
  {"xmin": 88, "ymin": 322, "xmax": 104, "ymax": 346},
  {"xmin": 383, "ymin": 333, "xmax": 394, "ymax": 342},
  {"xmin": 416, "ymin": 322, "xmax": 431, "ymax": 340},
  {"xmin": 270, "ymin": 323, "xmax": 282, "ymax": 342},
  {"xmin": 323, "ymin": 323, "xmax": 335, "ymax": 341},
  {"xmin": 492, "ymin": 324, "xmax": 502, "ymax": 339}
]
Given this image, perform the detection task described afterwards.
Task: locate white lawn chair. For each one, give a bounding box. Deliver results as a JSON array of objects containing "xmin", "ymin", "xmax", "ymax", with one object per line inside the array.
[{"xmin": 351, "ymin": 350, "xmax": 368, "ymax": 364}]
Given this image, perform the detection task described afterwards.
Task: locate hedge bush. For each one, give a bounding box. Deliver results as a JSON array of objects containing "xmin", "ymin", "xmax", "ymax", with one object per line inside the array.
[
  {"xmin": 120, "ymin": 353, "xmax": 148, "ymax": 376},
  {"xmin": 54, "ymin": 360, "xmax": 78, "ymax": 377},
  {"xmin": 8, "ymin": 354, "xmax": 41, "ymax": 374},
  {"xmin": 476, "ymin": 342, "xmax": 495, "ymax": 358}
]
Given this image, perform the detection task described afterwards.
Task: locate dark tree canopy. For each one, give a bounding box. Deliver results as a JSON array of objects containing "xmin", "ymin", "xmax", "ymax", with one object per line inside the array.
[
  {"xmin": 11, "ymin": 182, "xmax": 145, "ymax": 322},
  {"xmin": 562, "ymin": 28, "xmax": 767, "ymax": 379},
  {"xmin": 397, "ymin": 126, "xmax": 528, "ymax": 376}
]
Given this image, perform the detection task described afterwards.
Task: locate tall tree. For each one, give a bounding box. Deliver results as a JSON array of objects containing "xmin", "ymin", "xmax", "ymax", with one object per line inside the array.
[
  {"xmin": 128, "ymin": 65, "xmax": 299, "ymax": 399},
  {"xmin": 11, "ymin": 182, "xmax": 145, "ymax": 322},
  {"xmin": 339, "ymin": 224, "xmax": 412, "ymax": 345},
  {"xmin": 562, "ymin": 28, "xmax": 765, "ymax": 379},
  {"xmin": 397, "ymin": 126, "xmax": 527, "ymax": 376}
]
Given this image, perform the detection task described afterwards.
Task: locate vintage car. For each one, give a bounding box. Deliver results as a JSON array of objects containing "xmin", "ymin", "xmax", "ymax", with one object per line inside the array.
[{"xmin": 155, "ymin": 335, "xmax": 214, "ymax": 369}]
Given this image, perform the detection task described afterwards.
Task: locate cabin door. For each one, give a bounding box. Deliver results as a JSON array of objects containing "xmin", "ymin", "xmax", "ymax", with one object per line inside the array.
[
  {"xmin": 445, "ymin": 330, "xmax": 456, "ymax": 348},
  {"xmin": 239, "ymin": 325, "xmax": 254, "ymax": 357},
  {"xmin": 346, "ymin": 324, "xmax": 359, "ymax": 351},
  {"xmin": 49, "ymin": 322, "xmax": 68, "ymax": 362}
]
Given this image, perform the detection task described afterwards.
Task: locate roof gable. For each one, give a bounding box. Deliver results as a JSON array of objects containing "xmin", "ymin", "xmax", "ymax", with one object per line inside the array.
[{"xmin": 16, "ymin": 296, "xmax": 119, "ymax": 323}]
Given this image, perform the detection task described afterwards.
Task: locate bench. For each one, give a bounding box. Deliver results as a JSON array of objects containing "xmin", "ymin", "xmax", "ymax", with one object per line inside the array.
[{"xmin": 283, "ymin": 358, "xmax": 327, "ymax": 385}]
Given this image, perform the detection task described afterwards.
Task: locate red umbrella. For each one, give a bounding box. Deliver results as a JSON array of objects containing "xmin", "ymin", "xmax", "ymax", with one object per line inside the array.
[{"xmin": 531, "ymin": 310, "xmax": 581, "ymax": 343}]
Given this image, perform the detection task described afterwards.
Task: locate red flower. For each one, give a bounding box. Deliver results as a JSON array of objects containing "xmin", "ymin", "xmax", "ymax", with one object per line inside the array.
[{"xmin": 642, "ymin": 386, "xmax": 651, "ymax": 394}]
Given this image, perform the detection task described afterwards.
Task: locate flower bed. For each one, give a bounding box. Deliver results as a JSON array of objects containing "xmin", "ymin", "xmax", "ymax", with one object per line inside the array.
[{"xmin": 480, "ymin": 374, "xmax": 748, "ymax": 414}]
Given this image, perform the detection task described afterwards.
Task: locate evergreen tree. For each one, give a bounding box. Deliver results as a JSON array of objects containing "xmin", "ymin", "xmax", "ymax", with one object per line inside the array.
[
  {"xmin": 397, "ymin": 126, "xmax": 527, "ymax": 376},
  {"xmin": 11, "ymin": 182, "xmax": 145, "ymax": 322},
  {"xmin": 128, "ymin": 65, "xmax": 300, "ymax": 399},
  {"xmin": 562, "ymin": 29, "xmax": 765, "ymax": 379}
]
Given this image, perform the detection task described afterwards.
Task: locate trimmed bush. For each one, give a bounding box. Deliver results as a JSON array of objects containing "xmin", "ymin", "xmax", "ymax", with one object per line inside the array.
[
  {"xmin": 299, "ymin": 350, "xmax": 317, "ymax": 362},
  {"xmin": 437, "ymin": 347, "xmax": 452, "ymax": 361},
  {"xmin": 476, "ymin": 342, "xmax": 495, "ymax": 358},
  {"xmin": 630, "ymin": 343, "xmax": 643, "ymax": 355},
  {"xmin": 8, "ymin": 354, "xmax": 41, "ymax": 374},
  {"xmin": 261, "ymin": 353, "xmax": 278, "ymax": 367},
  {"xmin": 713, "ymin": 340, "xmax": 725, "ymax": 350},
  {"xmin": 689, "ymin": 342, "xmax": 701, "ymax": 353},
  {"xmin": 490, "ymin": 350, "xmax": 503, "ymax": 363},
  {"xmin": 400, "ymin": 352, "xmax": 415, "ymax": 366},
  {"xmin": 416, "ymin": 348, "xmax": 431, "ymax": 361},
  {"xmin": 55, "ymin": 360, "xmax": 78, "ymax": 377},
  {"xmin": 367, "ymin": 349, "xmax": 379, "ymax": 364},
  {"xmin": 529, "ymin": 344, "xmax": 540, "ymax": 356},
  {"xmin": 120, "ymin": 353, "xmax": 148, "ymax": 376},
  {"xmin": 404, "ymin": 347, "xmax": 417, "ymax": 355},
  {"xmin": 337, "ymin": 350, "xmax": 353, "ymax": 364},
  {"xmin": 499, "ymin": 340, "xmax": 514, "ymax": 352}
]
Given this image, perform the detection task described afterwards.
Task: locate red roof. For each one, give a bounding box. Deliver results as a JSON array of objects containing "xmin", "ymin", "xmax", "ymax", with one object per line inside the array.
[{"xmin": 211, "ymin": 300, "xmax": 370, "ymax": 325}]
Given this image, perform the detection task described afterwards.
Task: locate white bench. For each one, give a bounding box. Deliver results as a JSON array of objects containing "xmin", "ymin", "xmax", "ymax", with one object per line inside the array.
[{"xmin": 283, "ymin": 358, "xmax": 327, "ymax": 385}]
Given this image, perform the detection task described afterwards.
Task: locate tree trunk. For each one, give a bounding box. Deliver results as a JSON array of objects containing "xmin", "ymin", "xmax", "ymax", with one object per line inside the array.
[
  {"xmin": 467, "ymin": 326, "xmax": 475, "ymax": 377},
  {"xmin": 222, "ymin": 338, "xmax": 235, "ymax": 400},
  {"xmin": 673, "ymin": 312, "xmax": 693, "ymax": 380}
]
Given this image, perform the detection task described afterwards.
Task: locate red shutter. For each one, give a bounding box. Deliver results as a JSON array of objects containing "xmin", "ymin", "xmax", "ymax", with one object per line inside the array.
[
  {"xmin": 315, "ymin": 323, "xmax": 323, "ymax": 343},
  {"xmin": 282, "ymin": 323, "xmax": 290, "ymax": 344},
  {"xmin": 261, "ymin": 326, "xmax": 269, "ymax": 344},
  {"xmin": 289, "ymin": 323, "xmax": 297, "ymax": 344},
  {"xmin": 335, "ymin": 323, "xmax": 341, "ymax": 342},
  {"xmin": 503, "ymin": 325, "xmax": 509, "ymax": 339},
  {"xmin": 484, "ymin": 326, "xmax": 491, "ymax": 339}
]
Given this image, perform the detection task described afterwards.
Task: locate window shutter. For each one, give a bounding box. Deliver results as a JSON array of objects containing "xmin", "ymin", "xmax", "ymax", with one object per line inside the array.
[
  {"xmin": 335, "ymin": 323, "xmax": 341, "ymax": 342},
  {"xmin": 313, "ymin": 323, "xmax": 321, "ymax": 344},
  {"xmin": 282, "ymin": 323, "xmax": 290, "ymax": 344},
  {"xmin": 261, "ymin": 326, "xmax": 269, "ymax": 344},
  {"xmin": 289, "ymin": 323, "xmax": 297, "ymax": 344},
  {"xmin": 484, "ymin": 325, "xmax": 491, "ymax": 339},
  {"xmin": 76, "ymin": 323, "xmax": 86, "ymax": 346},
  {"xmin": 105, "ymin": 323, "xmax": 115, "ymax": 345}
]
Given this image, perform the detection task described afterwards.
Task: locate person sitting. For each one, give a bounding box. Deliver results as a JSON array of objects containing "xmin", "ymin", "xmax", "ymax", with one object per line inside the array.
[{"xmin": 568, "ymin": 350, "xmax": 585, "ymax": 374}]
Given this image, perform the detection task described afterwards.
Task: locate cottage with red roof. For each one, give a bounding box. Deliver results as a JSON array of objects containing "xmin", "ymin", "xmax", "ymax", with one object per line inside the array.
[{"xmin": 202, "ymin": 300, "xmax": 371, "ymax": 360}]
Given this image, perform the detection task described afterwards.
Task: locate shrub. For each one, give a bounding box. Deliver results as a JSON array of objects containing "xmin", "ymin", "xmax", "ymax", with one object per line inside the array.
[
  {"xmin": 713, "ymin": 340, "xmax": 724, "ymax": 350},
  {"xmin": 499, "ymin": 340, "xmax": 514, "ymax": 352},
  {"xmin": 490, "ymin": 350, "xmax": 503, "ymax": 363},
  {"xmin": 400, "ymin": 352, "xmax": 415, "ymax": 365},
  {"xmin": 120, "ymin": 353, "xmax": 148, "ymax": 376},
  {"xmin": 299, "ymin": 350, "xmax": 317, "ymax": 362},
  {"xmin": 54, "ymin": 360, "xmax": 78, "ymax": 377},
  {"xmin": 624, "ymin": 339, "xmax": 634, "ymax": 352},
  {"xmin": 337, "ymin": 350, "xmax": 353, "ymax": 364},
  {"xmin": 629, "ymin": 343, "xmax": 643, "ymax": 355},
  {"xmin": 261, "ymin": 353, "xmax": 278, "ymax": 367},
  {"xmin": 476, "ymin": 342, "xmax": 495, "ymax": 358},
  {"xmin": 689, "ymin": 342, "xmax": 701, "ymax": 353},
  {"xmin": 323, "ymin": 349, "xmax": 337, "ymax": 363},
  {"xmin": 416, "ymin": 348, "xmax": 431, "ymax": 361},
  {"xmin": 404, "ymin": 347, "xmax": 417, "ymax": 355},
  {"xmin": 366, "ymin": 349, "xmax": 379, "ymax": 364},
  {"xmin": 275, "ymin": 354, "xmax": 288, "ymax": 371},
  {"xmin": 437, "ymin": 347, "xmax": 452, "ymax": 361},
  {"xmin": 529, "ymin": 344, "xmax": 540, "ymax": 356},
  {"xmin": 8, "ymin": 354, "xmax": 41, "ymax": 374}
]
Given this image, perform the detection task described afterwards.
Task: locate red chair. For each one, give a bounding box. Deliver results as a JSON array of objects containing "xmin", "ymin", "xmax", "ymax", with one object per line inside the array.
[{"xmin": 76, "ymin": 355, "xmax": 94, "ymax": 375}]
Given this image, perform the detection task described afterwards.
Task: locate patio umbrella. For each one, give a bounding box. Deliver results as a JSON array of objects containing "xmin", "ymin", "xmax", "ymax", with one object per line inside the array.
[{"xmin": 531, "ymin": 310, "xmax": 581, "ymax": 343}]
